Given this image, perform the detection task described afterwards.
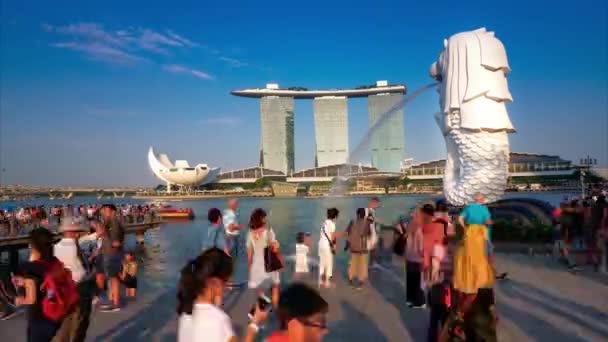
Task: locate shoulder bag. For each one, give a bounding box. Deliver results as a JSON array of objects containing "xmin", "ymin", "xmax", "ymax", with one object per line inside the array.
[{"xmin": 264, "ymin": 228, "xmax": 284, "ymax": 272}]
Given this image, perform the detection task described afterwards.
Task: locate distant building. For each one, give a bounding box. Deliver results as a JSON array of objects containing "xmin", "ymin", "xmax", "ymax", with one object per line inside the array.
[
  {"xmin": 405, "ymin": 153, "xmax": 575, "ymax": 180},
  {"xmin": 313, "ymin": 96, "xmax": 349, "ymax": 167},
  {"xmin": 216, "ymin": 166, "xmax": 285, "ymax": 184},
  {"xmin": 368, "ymin": 92, "xmax": 405, "ymax": 172},
  {"xmin": 260, "ymin": 95, "xmax": 295, "ymax": 175},
  {"xmin": 231, "ymin": 81, "xmax": 407, "ymax": 174},
  {"xmin": 148, "ymin": 147, "xmax": 220, "ymax": 193}
]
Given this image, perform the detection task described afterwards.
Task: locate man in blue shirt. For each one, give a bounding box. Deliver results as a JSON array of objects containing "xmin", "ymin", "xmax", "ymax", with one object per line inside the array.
[{"xmin": 203, "ymin": 208, "xmax": 229, "ymax": 256}]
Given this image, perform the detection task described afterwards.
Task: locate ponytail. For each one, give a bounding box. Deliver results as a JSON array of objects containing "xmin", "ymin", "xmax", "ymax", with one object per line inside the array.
[{"xmin": 176, "ymin": 248, "xmax": 234, "ymax": 315}]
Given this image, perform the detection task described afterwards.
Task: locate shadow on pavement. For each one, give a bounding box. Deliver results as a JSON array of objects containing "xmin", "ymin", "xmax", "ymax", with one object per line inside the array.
[
  {"xmin": 325, "ymin": 301, "xmax": 388, "ymax": 341},
  {"xmin": 498, "ymin": 279, "xmax": 608, "ymax": 339},
  {"xmin": 367, "ymin": 262, "xmax": 429, "ymax": 341},
  {"xmin": 93, "ymin": 288, "xmax": 176, "ymax": 342},
  {"xmin": 499, "ymin": 253, "xmax": 608, "ymax": 287},
  {"xmin": 497, "ymin": 297, "xmax": 589, "ymax": 342}
]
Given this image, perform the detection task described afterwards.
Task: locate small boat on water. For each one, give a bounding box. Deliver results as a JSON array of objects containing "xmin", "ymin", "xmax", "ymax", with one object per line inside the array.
[{"xmin": 155, "ymin": 207, "xmax": 195, "ymax": 220}]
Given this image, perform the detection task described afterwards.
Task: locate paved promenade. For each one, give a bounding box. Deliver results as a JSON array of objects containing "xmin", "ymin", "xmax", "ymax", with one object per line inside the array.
[{"xmin": 1, "ymin": 253, "xmax": 607, "ymax": 341}]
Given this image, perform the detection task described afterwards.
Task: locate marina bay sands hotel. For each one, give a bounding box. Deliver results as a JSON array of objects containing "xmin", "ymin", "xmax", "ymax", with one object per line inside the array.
[{"xmin": 231, "ymin": 81, "xmax": 406, "ymax": 175}]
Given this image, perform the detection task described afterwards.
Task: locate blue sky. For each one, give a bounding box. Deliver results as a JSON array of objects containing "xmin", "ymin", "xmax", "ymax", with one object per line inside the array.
[{"xmin": 1, "ymin": 0, "xmax": 607, "ymax": 186}]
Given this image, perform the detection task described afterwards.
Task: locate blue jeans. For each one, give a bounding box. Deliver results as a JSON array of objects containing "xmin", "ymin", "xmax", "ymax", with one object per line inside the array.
[{"xmin": 227, "ymin": 235, "xmax": 241, "ymax": 259}]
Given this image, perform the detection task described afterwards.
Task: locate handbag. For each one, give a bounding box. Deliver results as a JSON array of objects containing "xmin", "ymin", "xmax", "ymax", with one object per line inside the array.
[
  {"xmin": 322, "ymin": 224, "xmax": 337, "ymax": 255},
  {"xmin": 264, "ymin": 228, "xmax": 284, "ymax": 272},
  {"xmin": 393, "ymin": 232, "xmax": 406, "ymax": 256}
]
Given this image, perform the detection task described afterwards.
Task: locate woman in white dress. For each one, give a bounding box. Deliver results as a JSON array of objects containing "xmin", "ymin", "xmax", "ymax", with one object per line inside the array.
[{"xmin": 247, "ymin": 208, "xmax": 281, "ymax": 307}]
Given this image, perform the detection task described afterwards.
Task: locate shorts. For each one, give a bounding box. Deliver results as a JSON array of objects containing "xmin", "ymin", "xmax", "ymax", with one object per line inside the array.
[
  {"xmin": 349, "ymin": 253, "xmax": 369, "ymax": 281},
  {"xmin": 123, "ymin": 275, "xmax": 138, "ymax": 289},
  {"xmin": 104, "ymin": 254, "xmax": 123, "ymax": 278},
  {"xmin": 94, "ymin": 255, "xmax": 105, "ymax": 275}
]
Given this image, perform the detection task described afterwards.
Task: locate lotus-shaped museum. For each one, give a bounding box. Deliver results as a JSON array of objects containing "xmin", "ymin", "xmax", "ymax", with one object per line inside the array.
[{"xmin": 148, "ymin": 147, "xmax": 220, "ymax": 190}]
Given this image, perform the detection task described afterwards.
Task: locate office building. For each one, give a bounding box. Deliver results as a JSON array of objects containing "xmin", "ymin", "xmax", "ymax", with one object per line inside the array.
[
  {"xmin": 260, "ymin": 95, "xmax": 295, "ymax": 174},
  {"xmin": 368, "ymin": 93, "xmax": 405, "ymax": 172},
  {"xmin": 313, "ymin": 96, "xmax": 348, "ymax": 167}
]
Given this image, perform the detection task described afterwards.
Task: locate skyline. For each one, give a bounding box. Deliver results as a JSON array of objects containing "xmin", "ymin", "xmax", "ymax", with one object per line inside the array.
[{"xmin": 0, "ymin": 0, "xmax": 607, "ymax": 187}]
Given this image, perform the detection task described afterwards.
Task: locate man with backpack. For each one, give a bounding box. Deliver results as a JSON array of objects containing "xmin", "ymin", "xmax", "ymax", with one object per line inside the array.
[
  {"xmin": 52, "ymin": 221, "xmax": 98, "ymax": 342},
  {"xmin": 346, "ymin": 208, "xmax": 372, "ymax": 289}
]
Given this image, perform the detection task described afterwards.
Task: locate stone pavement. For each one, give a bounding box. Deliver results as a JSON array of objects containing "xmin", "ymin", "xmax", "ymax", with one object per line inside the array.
[{"xmin": 1, "ymin": 253, "xmax": 607, "ymax": 341}]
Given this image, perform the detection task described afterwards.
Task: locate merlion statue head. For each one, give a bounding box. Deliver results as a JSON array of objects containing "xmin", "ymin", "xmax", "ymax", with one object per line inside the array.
[
  {"xmin": 430, "ymin": 27, "xmax": 515, "ymax": 133},
  {"xmin": 429, "ymin": 28, "xmax": 515, "ymax": 206}
]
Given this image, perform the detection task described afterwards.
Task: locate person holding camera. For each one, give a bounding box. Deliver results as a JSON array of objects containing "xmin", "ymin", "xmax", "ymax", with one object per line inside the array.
[
  {"xmin": 177, "ymin": 248, "xmax": 268, "ymax": 342},
  {"xmin": 267, "ymin": 283, "xmax": 329, "ymax": 342}
]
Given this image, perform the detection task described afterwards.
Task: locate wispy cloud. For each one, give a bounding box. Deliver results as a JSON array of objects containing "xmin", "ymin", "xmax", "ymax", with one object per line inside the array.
[
  {"xmin": 219, "ymin": 56, "xmax": 248, "ymax": 68},
  {"xmin": 45, "ymin": 23, "xmax": 128, "ymax": 47},
  {"xmin": 163, "ymin": 64, "xmax": 213, "ymax": 80},
  {"xmin": 44, "ymin": 22, "xmax": 200, "ymax": 62},
  {"xmin": 43, "ymin": 22, "xmax": 271, "ymax": 78},
  {"xmin": 166, "ymin": 30, "xmax": 199, "ymax": 48},
  {"xmin": 199, "ymin": 117, "xmax": 243, "ymax": 125},
  {"xmin": 51, "ymin": 41, "xmax": 146, "ymax": 64}
]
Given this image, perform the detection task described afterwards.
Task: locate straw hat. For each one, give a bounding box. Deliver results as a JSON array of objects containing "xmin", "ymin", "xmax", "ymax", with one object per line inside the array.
[{"xmin": 59, "ymin": 220, "xmax": 89, "ymax": 233}]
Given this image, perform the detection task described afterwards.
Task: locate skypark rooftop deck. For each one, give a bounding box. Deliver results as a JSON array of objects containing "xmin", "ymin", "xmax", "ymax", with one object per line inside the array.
[{"xmin": 231, "ymin": 84, "xmax": 407, "ymax": 99}]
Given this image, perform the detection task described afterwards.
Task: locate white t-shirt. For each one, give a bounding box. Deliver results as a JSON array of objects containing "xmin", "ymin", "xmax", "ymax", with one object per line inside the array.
[
  {"xmin": 178, "ymin": 303, "xmax": 235, "ymax": 342},
  {"xmin": 295, "ymin": 243, "xmax": 309, "ymax": 273},
  {"xmin": 223, "ymin": 209, "xmax": 239, "ymax": 236},
  {"xmin": 318, "ymin": 219, "xmax": 336, "ymax": 252},
  {"xmin": 54, "ymin": 238, "xmax": 86, "ymax": 283}
]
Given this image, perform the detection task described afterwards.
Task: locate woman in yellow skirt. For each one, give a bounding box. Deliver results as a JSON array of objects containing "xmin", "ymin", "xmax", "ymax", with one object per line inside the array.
[
  {"xmin": 444, "ymin": 193, "xmax": 496, "ymax": 340},
  {"xmin": 453, "ymin": 223, "xmax": 495, "ymax": 295}
]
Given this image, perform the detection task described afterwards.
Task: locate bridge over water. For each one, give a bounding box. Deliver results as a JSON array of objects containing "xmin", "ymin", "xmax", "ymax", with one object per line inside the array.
[{"xmin": 0, "ymin": 185, "xmax": 149, "ymax": 200}]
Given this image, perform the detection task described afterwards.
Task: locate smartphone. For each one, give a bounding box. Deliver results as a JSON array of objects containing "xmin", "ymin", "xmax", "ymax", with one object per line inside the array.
[{"xmin": 248, "ymin": 293, "xmax": 271, "ymax": 320}]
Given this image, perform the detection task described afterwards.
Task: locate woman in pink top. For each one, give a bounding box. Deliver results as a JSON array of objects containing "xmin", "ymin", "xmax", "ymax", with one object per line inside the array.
[{"xmin": 421, "ymin": 204, "xmax": 445, "ymax": 287}]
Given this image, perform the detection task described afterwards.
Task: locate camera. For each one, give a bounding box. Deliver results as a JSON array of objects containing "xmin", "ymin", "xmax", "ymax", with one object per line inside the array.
[{"xmin": 248, "ymin": 293, "xmax": 271, "ymax": 320}]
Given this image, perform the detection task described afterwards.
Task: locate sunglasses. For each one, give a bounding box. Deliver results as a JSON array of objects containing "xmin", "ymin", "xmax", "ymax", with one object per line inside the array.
[{"xmin": 297, "ymin": 317, "xmax": 328, "ymax": 330}]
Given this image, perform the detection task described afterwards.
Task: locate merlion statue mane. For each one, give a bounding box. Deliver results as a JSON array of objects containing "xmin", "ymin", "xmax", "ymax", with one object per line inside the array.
[{"xmin": 430, "ymin": 27, "xmax": 515, "ymax": 206}]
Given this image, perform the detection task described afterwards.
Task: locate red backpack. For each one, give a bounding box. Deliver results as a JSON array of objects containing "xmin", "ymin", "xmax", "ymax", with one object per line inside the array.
[{"xmin": 39, "ymin": 259, "xmax": 79, "ymax": 321}]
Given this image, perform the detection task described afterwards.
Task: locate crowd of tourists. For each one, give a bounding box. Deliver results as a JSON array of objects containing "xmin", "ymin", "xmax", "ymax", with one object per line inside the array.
[
  {"xmin": 553, "ymin": 195, "xmax": 608, "ymax": 271},
  {"xmin": 7, "ymin": 204, "xmax": 139, "ymax": 342},
  {"xmin": 0, "ymin": 203, "xmax": 157, "ymax": 237},
  {"xmin": 6, "ymin": 194, "xmax": 608, "ymax": 342}
]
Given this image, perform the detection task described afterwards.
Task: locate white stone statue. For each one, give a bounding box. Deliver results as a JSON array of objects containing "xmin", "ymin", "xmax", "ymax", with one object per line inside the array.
[{"xmin": 430, "ymin": 28, "xmax": 515, "ymax": 206}]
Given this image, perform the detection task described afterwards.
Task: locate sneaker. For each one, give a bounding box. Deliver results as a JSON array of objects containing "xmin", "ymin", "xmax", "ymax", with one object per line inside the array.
[
  {"xmin": 100, "ymin": 305, "xmax": 121, "ymax": 312},
  {"xmin": 496, "ymin": 272, "xmax": 508, "ymax": 280},
  {"xmin": 370, "ymin": 263, "xmax": 381, "ymax": 270},
  {"xmin": 410, "ymin": 303, "xmax": 427, "ymax": 309},
  {"xmin": 568, "ymin": 265, "xmax": 582, "ymax": 272}
]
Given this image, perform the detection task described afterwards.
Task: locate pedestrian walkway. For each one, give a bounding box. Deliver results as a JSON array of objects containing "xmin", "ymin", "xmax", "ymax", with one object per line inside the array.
[{"xmin": 1, "ymin": 253, "xmax": 607, "ymax": 341}]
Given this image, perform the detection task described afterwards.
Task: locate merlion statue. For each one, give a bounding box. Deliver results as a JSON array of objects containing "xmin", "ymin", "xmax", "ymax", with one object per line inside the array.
[{"xmin": 430, "ymin": 28, "xmax": 515, "ymax": 206}]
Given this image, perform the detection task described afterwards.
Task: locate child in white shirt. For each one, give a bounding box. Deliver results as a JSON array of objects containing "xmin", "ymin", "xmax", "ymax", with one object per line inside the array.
[{"xmin": 294, "ymin": 232, "xmax": 309, "ymax": 279}]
